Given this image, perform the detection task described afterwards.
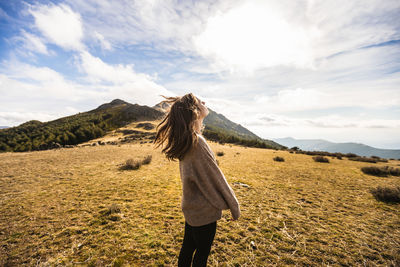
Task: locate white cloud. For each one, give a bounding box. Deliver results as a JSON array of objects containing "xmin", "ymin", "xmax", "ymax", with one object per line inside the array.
[
  {"xmin": 0, "ymin": 62, "xmax": 96, "ymax": 101},
  {"xmin": 19, "ymin": 30, "xmax": 49, "ymax": 55},
  {"xmin": 165, "ymin": 40, "xmax": 400, "ymax": 114},
  {"xmin": 29, "ymin": 3, "xmax": 84, "ymax": 51},
  {"xmin": 0, "ymin": 111, "xmax": 59, "ymax": 126},
  {"xmin": 252, "ymin": 86, "xmax": 400, "ymax": 113},
  {"xmin": 0, "ymin": 72, "xmax": 92, "ymax": 126},
  {"xmin": 246, "ymin": 113, "xmax": 400, "ymax": 129},
  {"xmin": 62, "ymin": 0, "xmax": 399, "ymax": 76},
  {"xmin": 79, "ymin": 51, "xmax": 142, "ymax": 84},
  {"xmin": 306, "ymin": 0, "xmax": 400, "ymax": 58},
  {"xmin": 193, "ymin": 1, "xmax": 316, "ymax": 74},
  {"xmin": 93, "ymin": 31, "xmax": 112, "ymax": 51},
  {"xmin": 0, "ymin": 51, "xmax": 176, "ymax": 127},
  {"xmin": 254, "ymin": 88, "xmax": 328, "ymax": 112},
  {"xmin": 77, "ymin": 51, "xmax": 175, "ymax": 105},
  {"xmin": 65, "ymin": 0, "xmax": 230, "ymax": 52},
  {"xmin": 7, "ymin": 62, "xmax": 65, "ymax": 84},
  {"xmin": 192, "ymin": 0, "xmax": 400, "ymax": 74}
]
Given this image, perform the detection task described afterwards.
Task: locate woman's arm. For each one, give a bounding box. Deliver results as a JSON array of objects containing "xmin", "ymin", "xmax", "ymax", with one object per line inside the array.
[{"xmin": 190, "ymin": 137, "xmax": 241, "ymax": 220}]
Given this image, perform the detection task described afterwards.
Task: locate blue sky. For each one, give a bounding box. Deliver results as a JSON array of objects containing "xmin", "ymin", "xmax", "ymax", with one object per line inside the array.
[{"xmin": 0, "ymin": 0, "xmax": 399, "ymax": 149}]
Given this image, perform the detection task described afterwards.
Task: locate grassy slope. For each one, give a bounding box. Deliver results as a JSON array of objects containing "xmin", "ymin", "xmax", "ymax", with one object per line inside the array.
[{"xmin": 0, "ymin": 128, "xmax": 400, "ymax": 266}]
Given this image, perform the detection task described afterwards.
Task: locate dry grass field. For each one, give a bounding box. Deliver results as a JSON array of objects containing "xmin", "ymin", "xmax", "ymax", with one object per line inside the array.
[{"xmin": 1, "ymin": 129, "xmax": 399, "ymax": 266}]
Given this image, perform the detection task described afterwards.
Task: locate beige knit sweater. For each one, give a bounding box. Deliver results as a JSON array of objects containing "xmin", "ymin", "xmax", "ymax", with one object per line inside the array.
[{"xmin": 179, "ymin": 133, "xmax": 241, "ymax": 226}]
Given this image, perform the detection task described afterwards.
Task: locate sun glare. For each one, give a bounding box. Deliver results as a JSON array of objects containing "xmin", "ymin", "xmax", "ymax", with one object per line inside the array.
[{"xmin": 194, "ymin": 1, "xmax": 317, "ymax": 74}]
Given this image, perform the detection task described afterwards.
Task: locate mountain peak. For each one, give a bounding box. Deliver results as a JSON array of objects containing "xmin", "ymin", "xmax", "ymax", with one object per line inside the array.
[
  {"xmin": 109, "ymin": 99, "xmax": 129, "ymax": 105},
  {"xmin": 96, "ymin": 99, "xmax": 129, "ymax": 110},
  {"xmin": 153, "ymin": 101, "xmax": 171, "ymax": 113}
]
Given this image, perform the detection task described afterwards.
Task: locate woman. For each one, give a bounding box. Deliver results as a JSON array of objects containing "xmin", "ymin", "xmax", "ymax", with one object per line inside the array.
[{"xmin": 154, "ymin": 93, "xmax": 241, "ymax": 267}]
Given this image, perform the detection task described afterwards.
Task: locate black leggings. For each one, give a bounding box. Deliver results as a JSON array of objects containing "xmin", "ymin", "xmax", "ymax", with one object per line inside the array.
[{"xmin": 178, "ymin": 220, "xmax": 217, "ymax": 267}]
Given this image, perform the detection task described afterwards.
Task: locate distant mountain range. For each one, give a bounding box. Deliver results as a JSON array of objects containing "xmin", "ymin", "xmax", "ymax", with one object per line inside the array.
[
  {"xmin": 273, "ymin": 137, "xmax": 400, "ymax": 159},
  {"xmin": 0, "ymin": 126, "xmax": 9, "ymax": 129},
  {"xmin": 0, "ymin": 99, "xmax": 283, "ymax": 153}
]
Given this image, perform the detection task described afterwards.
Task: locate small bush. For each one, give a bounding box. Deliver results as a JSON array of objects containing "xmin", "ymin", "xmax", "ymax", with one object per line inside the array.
[
  {"xmin": 336, "ymin": 155, "xmax": 342, "ymax": 160},
  {"xmin": 369, "ymin": 156, "xmax": 388, "ymax": 162},
  {"xmin": 294, "ymin": 150, "xmax": 347, "ymax": 158},
  {"xmin": 349, "ymin": 157, "xmax": 377, "ymax": 163},
  {"xmin": 216, "ymin": 151, "xmax": 225, "ymax": 156},
  {"xmin": 361, "ymin": 166, "xmax": 400, "ymax": 177},
  {"xmin": 100, "ymin": 203, "xmax": 121, "ymax": 216},
  {"xmin": 361, "ymin": 166, "xmax": 387, "ymax": 176},
  {"xmin": 273, "ymin": 156, "xmax": 285, "ymax": 162},
  {"xmin": 121, "ymin": 159, "xmax": 141, "ymax": 170},
  {"xmin": 345, "ymin": 153, "xmax": 359, "ymax": 158},
  {"xmin": 370, "ymin": 186, "xmax": 400, "ymax": 203},
  {"xmin": 388, "ymin": 166, "xmax": 400, "ymax": 176},
  {"xmin": 313, "ymin": 156, "xmax": 330, "ymax": 163},
  {"xmin": 142, "ymin": 155, "xmax": 152, "ymax": 165},
  {"xmin": 120, "ymin": 155, "xmax": 152, "ymax": 170}
]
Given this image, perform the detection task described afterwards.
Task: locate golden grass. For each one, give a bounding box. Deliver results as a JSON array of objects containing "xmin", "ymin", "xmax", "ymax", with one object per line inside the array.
[{"xmin": 0, "ymin": 141, "xmax": 399, "ymax": 266}]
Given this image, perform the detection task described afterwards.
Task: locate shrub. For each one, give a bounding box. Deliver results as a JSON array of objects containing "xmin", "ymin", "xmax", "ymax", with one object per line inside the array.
[
  {"xmin": 370, "ymin": 156, "xmax": 388, "ymax": 162},
  {"xmin": 312, "ymin": 156, "xmax": 330, "ymax": 163},
  {"xmin": 370, "ymin": 186, "xmax": 400, "ymax": 203},
  {"xmin": 273, "ymin": 156, "xmax": 285, "ymax": 162},
  {"xmin": 345, "ymin": 153, "xmax": 359, "ymax": 158},
  {"xmin": 349, "ymin": 157, "xmax": 377, "ymax": 163},
  {"xmin": 142, "ymin": 155, "xmax": 152, "ymax": 165},
  {"xmin": 108, "ymin": 203, "xmax": 121, "ymax": 215},
  {"xmin": 100, "ymin": 203, "xmax": 121, "ymax": 216},
  {"xmin": 293, "ymin": 150, "xmax": 346, "ymax": 158},
  {"xmin": 336, "ymin": 155, "xmax": 342, "ymax": 160},
  {"xmin": 361, "ymin": 166, "xmax": 387, "ymax": 176},
  {"xmin": 121, "ymin": 159, "xmax": 141, "ymax": 170},
  {"xmin": 120, "ymin": 155, "xmax": 153, "ymax": 170},
  {"xmin": 98, "ymin": 204, "xmax": 122, "ymax": 222},
  {"xmin": 388, "ymin": 166, "xmax": 400, "ymax": 176},
  {"xmin": 361, "ymin": 166, "xmax": 400, "ymax": 177},
  {"xmin": 216, "ymin": 151, "xmax": 225, "ymax": 156}
]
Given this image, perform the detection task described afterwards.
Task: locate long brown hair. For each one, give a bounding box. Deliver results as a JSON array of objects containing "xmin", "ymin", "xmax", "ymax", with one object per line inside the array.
[{"xmin": 153, "ymin": 93, "xmax": 203, "ymax": 161}]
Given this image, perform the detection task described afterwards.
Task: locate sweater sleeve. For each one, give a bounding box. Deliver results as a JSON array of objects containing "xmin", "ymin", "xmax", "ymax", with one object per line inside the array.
[{"xmin": 189, "ymin": 136, "xmax": 241, "ymax": 220}]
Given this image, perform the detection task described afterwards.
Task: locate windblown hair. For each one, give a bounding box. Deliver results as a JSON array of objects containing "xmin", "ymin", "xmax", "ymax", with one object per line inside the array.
[{"xmin": 154, "ymin": 93, "xmax": 204, "ymax": 161}]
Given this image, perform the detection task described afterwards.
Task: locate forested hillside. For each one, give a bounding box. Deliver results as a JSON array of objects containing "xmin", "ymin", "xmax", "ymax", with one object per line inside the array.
[
  {"xmin": 0, "ymin": 99, "xmax": 284, "ymax": 152},
  {"xmin": 0, "ymin": 99, "xmax": 163, "ymax": 152}
]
